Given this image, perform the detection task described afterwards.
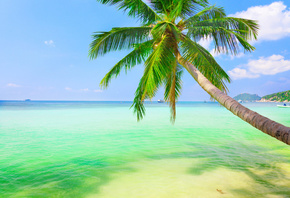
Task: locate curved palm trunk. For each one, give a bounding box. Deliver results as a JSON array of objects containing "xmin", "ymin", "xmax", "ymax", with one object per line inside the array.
[{"xmin": 177, "ymin": 54, "xmax": 290, "ymax": 145}]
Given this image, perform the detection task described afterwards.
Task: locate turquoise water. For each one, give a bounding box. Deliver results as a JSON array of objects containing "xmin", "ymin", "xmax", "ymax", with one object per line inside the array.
[{"xmin": 0, "ymin": 101, "xmax": 289, "ymax": 197}]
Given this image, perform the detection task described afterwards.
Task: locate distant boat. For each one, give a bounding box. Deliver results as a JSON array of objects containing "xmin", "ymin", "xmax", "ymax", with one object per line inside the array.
[
  {"xmin": 277, "ymin": 105, "xmax": 290, "ymax": 108},
  {"xmin": 157, "ymin": 99, "xmax": 164, "ymax": 103},
  {"xmin": 24, "ymin": 99, "xmax": 31, "ymax": 101}
]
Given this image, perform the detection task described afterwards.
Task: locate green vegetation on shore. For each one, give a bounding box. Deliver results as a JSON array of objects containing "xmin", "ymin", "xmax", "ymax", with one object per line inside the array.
[
  {"xmin": 262, "ymin": 90, "xmax": 290, "ymax": 102},
  {"xmin": 234, "ymin": 93, "xmax": 261, "ymax": 102}
]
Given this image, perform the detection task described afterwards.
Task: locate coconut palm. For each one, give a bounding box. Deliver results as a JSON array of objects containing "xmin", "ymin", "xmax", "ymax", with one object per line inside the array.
[{"xmin": 89, "ymin": 0, "xmax": 290, "ymax": 145}]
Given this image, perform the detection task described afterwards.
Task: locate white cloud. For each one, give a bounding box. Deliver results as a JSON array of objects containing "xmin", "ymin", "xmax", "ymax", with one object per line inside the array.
[
  {"xmin": 228, "ymin": 54, "xmax": 290, "ymax": 79},
  {"xmin": 80, "ymin": 88, "xmax": 89, "ymax": 92},
  {"xmin": 198, "ymin": 37, "xmax": 212, "ymax": 50},
  {"xmin": 230, "ymin": 1, "xmax": 290, "ymax": 42},
  {"xmin": 44, "ymin": 40, "xmax": 55, "ymax": 47},
  {"xmin": 65, "ymin": 87, "xmax": 103, "ymax": 93},
  {"xmin": 247, "ymin": 55, "xmax": 290, "ymax": 75},
  {"xmin": 228, "ymin": 68, "xmax": 260, "ymax": 80},
  {"xmin": 230, "ymin": 52, "xmax": 245, "ymax": 59},
  {"xmin": 6, "ymin": 83, "xmax": 21, "ymax": 87},
  {"xmin": 94, "ymin": 89, "xmax": 103, "ymax": 93},
  {"xmin": 210, "ymin": 49, "xmax": 220, "ymax": 57},
  {"xmin": 210, "ymin": 49, "xmax": 245, "ymax": 60}
]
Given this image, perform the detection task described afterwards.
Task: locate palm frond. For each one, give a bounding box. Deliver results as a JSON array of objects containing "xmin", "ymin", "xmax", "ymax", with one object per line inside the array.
[
  {"xmin": 169, "ymin": 0, "xmax": 209, "ymax": 20},
  {"xmin": 141, "ymin": 36, "xmax": 174, "ymax": 99},
  {"xmin": 150, "ymin": 0, "xmax": 170, "ymax": 16},
  {"xmin": 164, "ymin": 63, "xmax": 183, "ymax": 122},
  {"xmin": 131, "ymin": 35, "xmax": 174, "ymax": 120},
  {"xmin": 226, "ymin": 17, "xmax": 259, "ymax": 40},
  {"xmin": 168, "ymin": 23, "xmax": 182, "ymax": 42},
  {"xmin": 180, "ymin": 34, "xmax": 230, "ymax": 93},
  {"xmin": 151, "ymin": 0, "xmax": 208, "ymax": 19},
  {"xmin": 96, "ymin": 0, "xmax": 161, "ymax": 24},
  {"xmin": 89, "ymin": 26, "xmax": 151, "ymax": 59},
  {"xmin": 131, "ymin": 85, "xmax": 146, "ymax": 121},
  {"xmin": 151, "ymin": 21, "xmax": 169, "ymax": 39},
  {"xmin": 184, "ymin": 5, "xmax": 225, "ymax": 22},
  {"xmin": 186, "ymin": 17, "xmax": 258, "ymax": 54},
  {"xmin": 100, "ymin": 40, "xmax": 153, "ymax": 88}
]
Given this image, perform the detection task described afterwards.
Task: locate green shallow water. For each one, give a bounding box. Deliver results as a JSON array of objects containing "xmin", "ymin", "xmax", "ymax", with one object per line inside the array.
[{"xmin": 0, "ymin": 101, "xmax": 289, "ymax": 198}]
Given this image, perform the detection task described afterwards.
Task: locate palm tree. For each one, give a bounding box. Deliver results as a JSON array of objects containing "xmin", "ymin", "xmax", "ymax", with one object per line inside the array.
[{"xmin": 89, "ymin": 0, "xmax": 290, "ymax": 145}]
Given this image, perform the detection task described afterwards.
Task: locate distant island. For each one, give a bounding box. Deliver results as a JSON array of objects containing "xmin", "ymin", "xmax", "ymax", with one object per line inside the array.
[
  {"xmin": 261, "ymin": 90, "xmax": 290, "ymax": 102},
  {"xmin": 234, "ymin": 90, "xmax": 290, "ymax": 102},
  {"xmin": 234, "ymin": 93, "xmax": 261, "ymax": 102}
]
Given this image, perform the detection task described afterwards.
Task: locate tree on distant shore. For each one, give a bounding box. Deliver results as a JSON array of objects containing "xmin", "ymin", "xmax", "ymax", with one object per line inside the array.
[
  {"xmin": 263, "ymin": 90, "xmax": 290, "ymax": 102},
  {"xmin": 89, "ymin": 0, "xmax": 290, "ymax": 145}
]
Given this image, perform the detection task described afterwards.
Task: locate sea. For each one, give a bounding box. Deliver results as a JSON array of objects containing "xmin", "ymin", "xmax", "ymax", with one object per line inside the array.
[{"xmin": 0, "ymin": 101, "xmax": 289, "ymax": 198}]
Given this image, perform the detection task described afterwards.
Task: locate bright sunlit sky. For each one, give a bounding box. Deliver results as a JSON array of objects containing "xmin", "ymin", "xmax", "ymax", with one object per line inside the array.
[{"xmin": 1, "ymin": 0, "xmax": 290, "ymax": 101}]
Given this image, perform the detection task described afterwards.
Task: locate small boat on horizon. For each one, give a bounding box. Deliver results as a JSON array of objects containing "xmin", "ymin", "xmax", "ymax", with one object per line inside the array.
[
  {"xmin": 157, "ymin": 99, "xmax": 164, "ymax": 103},
  {"xmin": 25, "ymin": 99, "xmax": 31, "ymax": 101}
]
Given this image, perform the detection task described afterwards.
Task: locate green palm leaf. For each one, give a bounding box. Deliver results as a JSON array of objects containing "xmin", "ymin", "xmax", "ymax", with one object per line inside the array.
[
  {"xmin": 169, "ymin": 0, "xmax": 209, "ymax": 20},
  {"xmin": 100, "ymin": 40, "xmax": 154, "ymax": 88},
  {"xmin": 151, "ymin": 0, "xmax": 208, "ymax": 19},
  {"xmin": 184, "ymin": 5, "xmax": 225, "ymax": 22},
  {"xmin": 186, "ymin": 17, "xmax": 258, "ymax": 54},
  {"xmin": 96, "ymin": 0, "xmax": 161, "ymax": 24},
  {"xmin": 164, "ymin": 63, "xmax": 183, "ymax": 122},
  {"xmin": 131, "ymin": 35, "xmax": 174, "ymax": 120},
  {"xmin": 89, "ymin": 27, "xmax": 152, "ymax": 59},
  {"xmin": 180, "ymin": 34, "xmax": 230, "ymax": 93}
]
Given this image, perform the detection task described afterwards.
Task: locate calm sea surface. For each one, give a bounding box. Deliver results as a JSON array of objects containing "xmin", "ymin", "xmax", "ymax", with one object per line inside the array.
[{"xmin": 0, "ymin": 101, "xmax": 289, "ymax": 198}]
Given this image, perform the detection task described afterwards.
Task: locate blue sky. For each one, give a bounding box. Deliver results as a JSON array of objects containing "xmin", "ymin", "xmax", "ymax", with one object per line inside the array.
[{"xmin": 1, "ymin": 0, "xmax": 290, "ymax": 101}]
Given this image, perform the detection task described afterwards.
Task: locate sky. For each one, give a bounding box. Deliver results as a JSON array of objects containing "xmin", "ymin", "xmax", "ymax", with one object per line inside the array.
[{"xmin": 1, "ymin": 0, "xmax": 290, "ymax": 101}]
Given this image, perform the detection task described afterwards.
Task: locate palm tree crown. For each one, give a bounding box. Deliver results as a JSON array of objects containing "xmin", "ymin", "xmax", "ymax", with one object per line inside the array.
[{"xmin": 89, "ymin": 0, "xmax": 258, "ymax": 122}]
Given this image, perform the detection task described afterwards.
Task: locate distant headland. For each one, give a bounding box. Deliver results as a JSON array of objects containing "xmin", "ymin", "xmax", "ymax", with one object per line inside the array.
[
  {"xmin": 234, "ymin": 90, "xmax": 290, "ymax": 102},
  {"xmin": 233, "ymin": 93, "xmax": 261, "ymax": 102},
  {"xmin": 260, "ymin": 90, "xmax": 290, "ymax": 102}
]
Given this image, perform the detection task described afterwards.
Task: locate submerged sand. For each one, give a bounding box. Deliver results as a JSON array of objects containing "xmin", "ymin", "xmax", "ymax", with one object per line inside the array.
[{"xmin": 88, "ymin": 158, "xmax": 290, "ymax": 198}]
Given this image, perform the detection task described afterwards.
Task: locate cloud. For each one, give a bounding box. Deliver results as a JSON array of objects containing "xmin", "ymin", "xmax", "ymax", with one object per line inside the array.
[
  {"xmin": 6, "ymin": 83, "xmax": 21, "ymax": 87},
  {"xmin": 228, "ymin": 54, "xmax": 290, "ymax": 79},
  {"xmin": 228, "ymin": 68, "xmax": 260, "ymax": 80},
  {"xmin": 230, "ymin": 52, "xmax": 245, "ymax": 59},
  {"xmin": 198, "ymin": 37, "xmax": 212, "ymax": 50},
  {"xmin": 210, "ymin": 48, "xmax": 245, "ymax": 60},
  {"xmin": 210, "ymin": 49, "xmax": 219, "ymax": 57},
  {"xmin": 230, "ymin": 1, "xmax": 290, "ymax": 42},
  {"xmin": 44, "ymin": 40, "xmax": 55, "ymax": 47},
  {"xmin": 247, "ymin": 55, "xmax": 290, "ymax": 75},
  {"xmin": 65, "ymin": 87, "xmax": 103, "ymax": 93},
  {"xmin": 81, "ymin": 88, "xmax": 89, "ymax": 92},
  {"xmin": 94, "ymin": 89, "xmax": 103, "ymax": 93}
]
